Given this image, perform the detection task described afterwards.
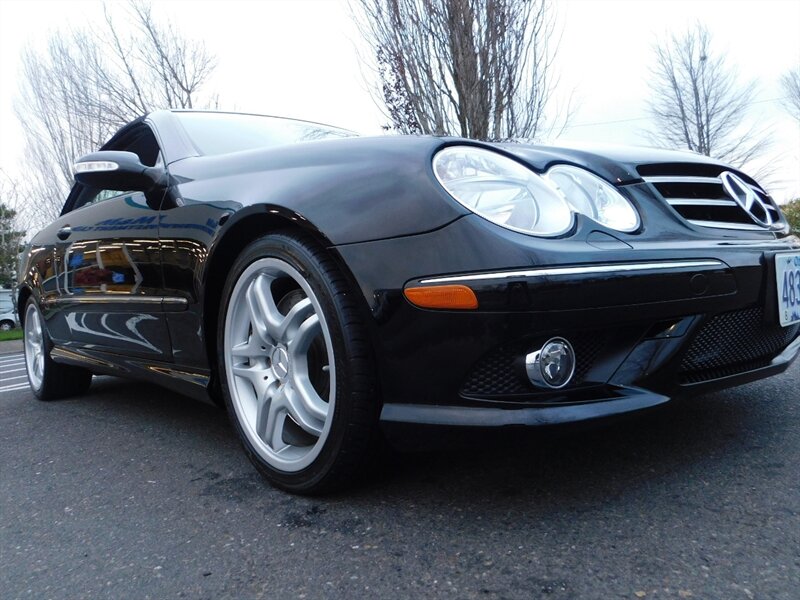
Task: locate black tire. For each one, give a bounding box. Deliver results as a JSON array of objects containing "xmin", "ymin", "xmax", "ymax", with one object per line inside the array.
[
  {"xmin": 0, "ymin": 320, "xmax": 13, "ymax": 331},
  {"xmin": 217, "ymin": 231, "xmax": 380, "ymax": 494},
  {"xmin": 23, "ymin": 298, "xmax": 92, "ymax": 401}
]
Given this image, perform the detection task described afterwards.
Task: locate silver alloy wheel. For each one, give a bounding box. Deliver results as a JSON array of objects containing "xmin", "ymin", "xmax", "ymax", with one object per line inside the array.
[
  {"xmin": 0, "ymin": 321, "xmax": 12, "ymax": 331},
  {"xmin": 24, "ymin": 303, "xmax": 45, "ymax": 391},
  {"xmin": 224, "ymin": 257, "xmax": 336, "ymax": 472}
]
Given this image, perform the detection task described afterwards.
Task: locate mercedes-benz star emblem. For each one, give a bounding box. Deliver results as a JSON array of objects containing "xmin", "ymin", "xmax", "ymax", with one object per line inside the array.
[
  {"xmin": 271, "ymin": 347, "xmax": 290, "ymax": 379},
  {"xmin": 720, "ymin": 171, "xmax": 773, "ymax": 227}
]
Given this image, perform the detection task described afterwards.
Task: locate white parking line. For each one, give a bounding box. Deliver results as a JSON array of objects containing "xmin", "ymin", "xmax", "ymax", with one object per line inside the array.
[
  {"xmin": 0, "ymin": 383, "xmax": 30, "ymax": 394},
  {"xmin": 0, "ymin": 355, "xmax": 25, "ymax": 370},
  {"xmin": 0, "ymin": 354, "xmax": 30, "ymax": 393}
]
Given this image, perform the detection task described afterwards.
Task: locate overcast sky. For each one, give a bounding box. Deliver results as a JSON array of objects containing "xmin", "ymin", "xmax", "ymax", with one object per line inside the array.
[{"xmin": 1, "ymin": 0, "xmax": 799, "ymax": 202}]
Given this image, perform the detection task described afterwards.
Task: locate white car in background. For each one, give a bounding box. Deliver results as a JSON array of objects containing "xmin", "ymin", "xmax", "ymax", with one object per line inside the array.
[
  {"xmin": 0, "ymin": 309, "xmax": 17, "ymax": 331},
  {"xmin": 0, "ymin": 290, "xmax": 17, "ymax": 331}
]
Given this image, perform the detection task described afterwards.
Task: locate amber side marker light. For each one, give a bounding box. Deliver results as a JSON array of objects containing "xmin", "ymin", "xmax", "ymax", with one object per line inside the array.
[{"xmin": 403, "ymin": 284, "xmax": 479, "ymax": 310}]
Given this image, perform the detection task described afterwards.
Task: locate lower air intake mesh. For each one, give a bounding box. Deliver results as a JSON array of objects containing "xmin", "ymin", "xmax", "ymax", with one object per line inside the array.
[{"xmin": 679, "ymin": 306, "xmax": 799, "ymax": 382}]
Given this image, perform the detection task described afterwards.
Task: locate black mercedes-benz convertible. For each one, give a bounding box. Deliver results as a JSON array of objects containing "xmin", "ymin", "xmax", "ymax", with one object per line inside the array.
[{"xmin": 15, "ymin": 110, "xmax": 800, "ymax": 493}]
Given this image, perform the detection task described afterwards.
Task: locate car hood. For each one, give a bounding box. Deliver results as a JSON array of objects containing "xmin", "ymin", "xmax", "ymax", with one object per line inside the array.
[{"xmin": 492, "ymin": 141, "xmax": 731, "ymax": 185}]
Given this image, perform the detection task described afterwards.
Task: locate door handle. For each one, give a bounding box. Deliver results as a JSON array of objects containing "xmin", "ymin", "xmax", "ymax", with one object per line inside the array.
[{"xmin": 57, "ymin": 226, "xmax": 72, "ymax": 240}]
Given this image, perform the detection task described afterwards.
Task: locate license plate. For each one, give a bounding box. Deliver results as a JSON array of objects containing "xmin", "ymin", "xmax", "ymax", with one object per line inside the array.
[{"xmin": 776, "ymin": 252, "xmax": 800, "ymax": 327}]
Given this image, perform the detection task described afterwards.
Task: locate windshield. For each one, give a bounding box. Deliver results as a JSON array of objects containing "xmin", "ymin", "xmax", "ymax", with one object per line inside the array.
[{"xmin": 174, "ymin": 112, "xmax": 356, "ymax": 156}]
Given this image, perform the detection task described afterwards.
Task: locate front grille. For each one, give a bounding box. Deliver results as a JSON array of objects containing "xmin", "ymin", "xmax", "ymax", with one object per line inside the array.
[
  {"xmin": 637, "ymin": 162, "xmax": 783, "ymax": 231},
  {"xmin": 461, "ymin": 335, "xmax": 605, "ymax": 397},
  {"xmin": 679, "ymin": 306, "xmax": 799, "ymax": 383}
]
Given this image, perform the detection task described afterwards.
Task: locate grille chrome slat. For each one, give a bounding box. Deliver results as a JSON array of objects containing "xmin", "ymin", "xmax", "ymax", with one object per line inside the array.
[
  {"xmin": 667, "ymin": 198, "xmax": 737, "ymax": 207},
  {"xmin": 638, "ymin": 164, "xmax": 784, "ymax": 231},
  {"xmin": 644, "ymin": 175, "xmax": 723, "ymax": 185},
  {"xmin": 643, "ymin": 175, "xmax": 765, "ymax": 194}
]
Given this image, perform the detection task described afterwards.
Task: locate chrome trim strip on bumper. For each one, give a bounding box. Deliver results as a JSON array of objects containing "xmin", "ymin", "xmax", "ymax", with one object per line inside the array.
[
  {"xmin": 419, "ymin": 259, "xmax": 726, "ymax": 285},
  {"xmin": 685, "ymin": 220, "xmax": 771, "ymax": 231}
]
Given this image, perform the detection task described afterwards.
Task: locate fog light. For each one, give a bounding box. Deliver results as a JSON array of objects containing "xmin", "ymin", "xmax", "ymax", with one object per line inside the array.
[{"xmin": 525, "ymin": 337, "xmax": 576, "ymax": 389}]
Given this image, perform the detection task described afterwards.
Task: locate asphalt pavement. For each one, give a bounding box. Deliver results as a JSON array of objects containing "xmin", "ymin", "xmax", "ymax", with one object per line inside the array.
[{"xmin": 1, "ymin": 341, "xmax": 799, "ymax": 599}]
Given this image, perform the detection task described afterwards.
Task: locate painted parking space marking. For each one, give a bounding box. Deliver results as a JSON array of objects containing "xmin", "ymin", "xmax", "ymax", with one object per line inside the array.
[
  {"xmin": 0, "ymin": 353, "xmax": 30, "ymax": 394},
  {"xmin": 0, "ymin": 383, "xmax": 30, "ymax": 394}
]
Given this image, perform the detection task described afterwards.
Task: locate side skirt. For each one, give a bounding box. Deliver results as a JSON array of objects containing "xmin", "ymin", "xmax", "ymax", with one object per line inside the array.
[{"xmin": 50, "ymin": 345, "xmax": 215, "ymax": 405}]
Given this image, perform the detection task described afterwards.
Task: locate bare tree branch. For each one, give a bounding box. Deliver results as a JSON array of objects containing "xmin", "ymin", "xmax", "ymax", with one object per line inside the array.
[
  {"xmin": 781, "ymin": 65, "xmax": 800, "ymax": 121},
  {"xmin": 646, "ymin": 23, "xmax": 770, "ymax": 172},
  {"xmin": 13, "ymin": 0, "xmax": 217, "ymax": 224},
  {"xmin": 351, "ymin": 0, "xmax": 568, "ymax": 141}
]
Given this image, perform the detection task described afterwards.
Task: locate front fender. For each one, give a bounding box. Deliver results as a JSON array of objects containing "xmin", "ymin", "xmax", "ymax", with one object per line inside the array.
[{"xmin": 166, "ymin": 135, "xmax": 469, "ymax": 245}]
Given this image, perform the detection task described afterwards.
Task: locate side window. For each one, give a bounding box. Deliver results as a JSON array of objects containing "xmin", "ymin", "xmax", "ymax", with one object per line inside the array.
[
  {"xmin": 71, "ymin": 187, "xmax": 136, "ymax": 212},
  {"xmin": 91, "ymin": 189, "xmax": 124, "ymax": 204}
]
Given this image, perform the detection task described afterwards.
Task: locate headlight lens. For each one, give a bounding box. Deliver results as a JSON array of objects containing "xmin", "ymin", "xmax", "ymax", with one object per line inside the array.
[
  {"xmin": 433, "ymin": 146, "xmax": 573, "ymax": 236},
  {"xmin": 433, "ymin": 146, "xmax": 641, "ymax": 236},
  {"xmin": 545, "ymin": 165, "xmax": 640, "ymax": 232}
]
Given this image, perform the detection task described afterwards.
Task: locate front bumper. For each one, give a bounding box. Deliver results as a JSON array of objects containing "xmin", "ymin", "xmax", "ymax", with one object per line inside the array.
[
  {"xmin": 380, "ymin": 335, "xmax": 799, "ymax": 434},
  {"xmin": 334, "ymin": 214, "xmax": 800, "ymax": 433}
]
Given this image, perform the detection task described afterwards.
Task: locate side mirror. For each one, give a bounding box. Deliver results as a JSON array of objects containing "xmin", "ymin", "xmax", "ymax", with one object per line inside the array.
[{"xmin": 73, "ymin": 151, "xmax": 167, "ymax": 192}]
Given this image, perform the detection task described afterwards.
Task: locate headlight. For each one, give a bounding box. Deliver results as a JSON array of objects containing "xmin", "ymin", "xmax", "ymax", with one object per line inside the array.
[
  {"xmin": 433, "ymin": 146, "xmax": 640, "ymax": 236},
  {"xmin": 433, "ymin": 146, "xmax": 573, "ymax": 236},
  {"xmin": 545, "ymin": 165, "xmax": 640, "ymax": 232}
]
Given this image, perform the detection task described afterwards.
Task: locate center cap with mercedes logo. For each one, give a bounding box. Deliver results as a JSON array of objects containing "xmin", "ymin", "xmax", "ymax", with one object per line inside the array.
[
  {"xmin": 720, "ymin": 171, "xmax": 774, "ymax": 227},
  {"xmin": 271, "ymin": 346, "xmax": 290, "ymax": 380}
]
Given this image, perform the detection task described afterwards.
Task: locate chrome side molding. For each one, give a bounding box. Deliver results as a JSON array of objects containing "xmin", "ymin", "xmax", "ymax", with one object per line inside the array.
[{"xmin": 45, "ymin": 295, "xmax": 188, "ymax": 306}]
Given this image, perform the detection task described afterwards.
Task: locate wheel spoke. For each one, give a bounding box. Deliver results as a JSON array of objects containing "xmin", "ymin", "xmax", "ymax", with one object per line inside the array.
[
  {"xmin": 292, "ymin": 370, "xmax": 329, "ymax": 420},
  {"xmin": 231, "ymin": 337, "xmax": 270, "ymax": 360},
  {"xmin": 232, "ymin": 363, "xmax": 271, "ymax": 398},
  {"xmin": 257, "ymin": 385, "xmax": 289, "ymax": 451},
  {"xmin": 273, "ymin": 298, "xmax": 314, "ymax": 344},
  {"xmin": 28, "ymin": 314, "xmax": 42, "ymax": 344},
  {"xmin": 255, "ymin": 380, "xmax": 281, "ymax": 437},
  {"xmin": 288, "ymin": 314, "xmax": 321, "ymax": 357},
  {"xmin": 283, "ymin": 381, "xmax": 325, "ymax": 436},
  {"xmin": 266, "ymin": 409, "xmax": 290, "ymax": 453},
  {"xmin": 246, "ymin": 273, "xmax": 284, "ymax": 340}
]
